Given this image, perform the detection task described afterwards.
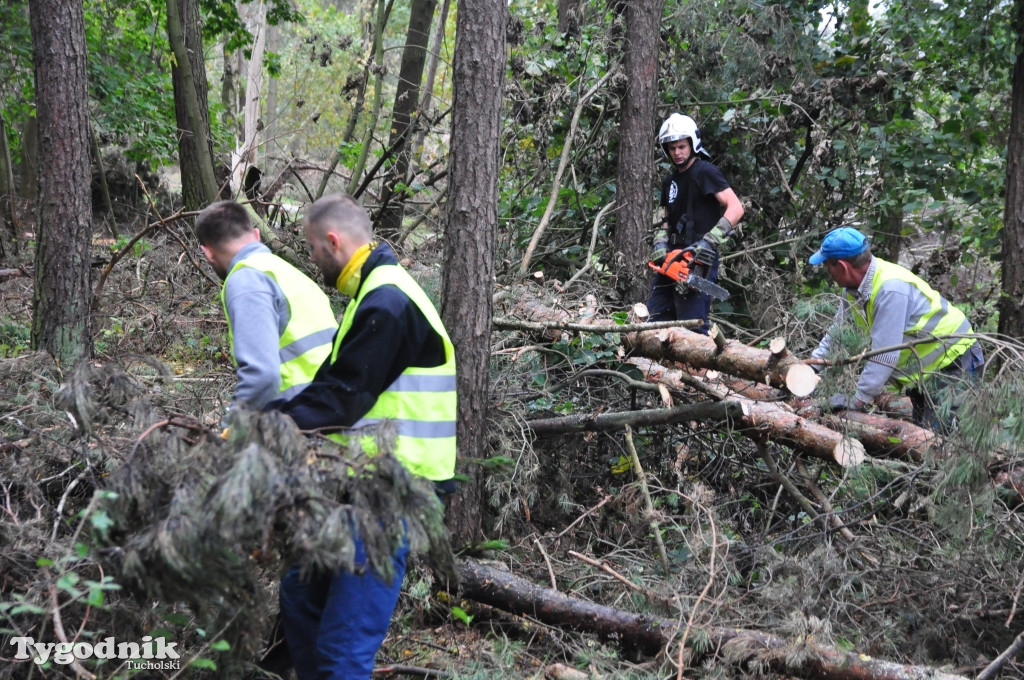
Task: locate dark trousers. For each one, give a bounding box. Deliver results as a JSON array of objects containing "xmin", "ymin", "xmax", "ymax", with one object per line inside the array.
[
  {"xmin": 280, "ymin": 534, "xmax": 409, "ymax": 680},
  {"xmin": 907, "ymin": 342, "xmax": 985, "ymax": 434},
  {"xmin": 645, "ymin": 253, "xmax": 720, "ymax": 334}
]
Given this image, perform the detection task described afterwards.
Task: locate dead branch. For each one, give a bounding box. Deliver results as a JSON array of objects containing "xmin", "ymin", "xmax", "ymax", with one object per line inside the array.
[
  {"xmin": 977, "ymin": 630, "xmax": 1024, "ymax": 680},
  {"xmin": 454, "ymin": 558, "xmax": 969, "ymax": 680},
  {"xmin": 526, "ymin": 401, "xmax": 743, "ymax": 435}
]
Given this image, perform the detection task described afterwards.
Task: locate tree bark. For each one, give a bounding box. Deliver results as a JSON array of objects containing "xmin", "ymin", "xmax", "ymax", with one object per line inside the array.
[
  {"xmin": 441, "ymin": 0, "xmax": 505, "ymax": 547},
  {"xmin": 1000, "ymin": 0, "xmax": 1024, "ymax": 340},
  {"xmin": 28, "ymin": 0, "xmax": 93, "ymax": 365},
  {"xmin": 167, "ymin": 0, "xmax": 219, "ymax": 211},
  {"xmin": 613, "ymin": 0, "xmax": 665, "ymax": 305},
  {"xmin": 455, "ymin": 558, "xmax": 969, "ymax": 680},
  {"xmin": 376, "ymin": 0, "xmax": 437, "ymax": 238}
]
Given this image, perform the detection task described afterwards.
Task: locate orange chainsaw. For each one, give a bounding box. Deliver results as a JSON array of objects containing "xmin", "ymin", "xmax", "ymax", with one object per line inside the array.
[{"xmin": 648, "ymin": 248, "xmax": 730, "ymax": 300}]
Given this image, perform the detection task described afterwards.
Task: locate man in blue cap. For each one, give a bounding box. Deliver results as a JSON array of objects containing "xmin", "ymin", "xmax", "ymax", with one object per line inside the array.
[{"xmin": 808, "ymin": 226, "xmax": 984, "ymax": 431}]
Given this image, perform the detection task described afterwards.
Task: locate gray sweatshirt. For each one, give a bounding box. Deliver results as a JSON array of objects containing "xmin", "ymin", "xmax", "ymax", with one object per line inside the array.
[
  {"xmin": 223, "ymin": 242, "xmax": 294, "ymax": 408},
  {"xmin": 811, "ymin": 256, "xmax": 935, "ymax": 404}
]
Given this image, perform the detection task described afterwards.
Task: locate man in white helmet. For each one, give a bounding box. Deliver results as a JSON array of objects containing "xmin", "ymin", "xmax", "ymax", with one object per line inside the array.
[{"xmin": 648, "ymin": 113, "xmax": 744, "ymax": 331}]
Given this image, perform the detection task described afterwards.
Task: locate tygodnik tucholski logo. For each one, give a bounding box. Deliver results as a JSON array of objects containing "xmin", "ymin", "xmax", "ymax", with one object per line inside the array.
[{"xmin": 10, "ymin": 635, "xmax": 181, "ymax": 670}]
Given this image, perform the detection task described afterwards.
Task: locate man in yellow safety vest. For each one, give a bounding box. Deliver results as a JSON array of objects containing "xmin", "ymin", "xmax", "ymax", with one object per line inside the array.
[
  {"xmin": 267, "ymin": 193, "xmax": 456, "ymax": 680},
  {"xmin": 808, "ymin": 226, "xmax": 983, "ymax": 431},
  {"xmin": 195, "ymin": 200, "xmax": 336, "ymax": 410}
]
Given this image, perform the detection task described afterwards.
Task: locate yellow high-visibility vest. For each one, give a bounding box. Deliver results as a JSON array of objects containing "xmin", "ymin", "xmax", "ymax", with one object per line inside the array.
[
  {"xmin": 328, "ymin": 264, "xmax": 456, "ymax": 481},
  {"xmin": 848, "ymin": 259, "xmax": 973, "ymax": 387},
  {"xmin": 224, "ymin": 252, "xmax": 336, "ymax": 400}
]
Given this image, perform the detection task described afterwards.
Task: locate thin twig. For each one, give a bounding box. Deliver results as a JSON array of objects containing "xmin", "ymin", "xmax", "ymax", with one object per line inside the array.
[
  {"xmin": 50, "ymin": 585, "xmax": 96, "ymax": 679},
  {"xmin": 554, "ymin": 494, "xmax": 612, "ymax": 539},
  {"xmin": 567, "ymin": 550, "xmax": 644, "ymax": 595},
  {"xmin": 1007, "ymin": 571, "xmax": 1024, "ymax": 628},
  {"xmin": 533, "ymin": 536, "xmax": 558, "ymax": 590},
  {"xmin": 624, "ymin": 425, "xmax": 670, "ymax": 573},
  {"xmin": 676, "ymin": 491, "xmax": 722, "ymax": 679}
]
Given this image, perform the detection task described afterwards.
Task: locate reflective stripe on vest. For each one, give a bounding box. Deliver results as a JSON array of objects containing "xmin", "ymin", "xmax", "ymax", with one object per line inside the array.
[
  {"xmin": 847, "ymin": 259, "xmax": 974, "ymax": 386},
  {"xmin": 328, "ymin": 264, "xmax": 456, "ymax": 481},
  {"xmin": 223, "ymin": 252, "xmax": 336, "ymax": 398}
]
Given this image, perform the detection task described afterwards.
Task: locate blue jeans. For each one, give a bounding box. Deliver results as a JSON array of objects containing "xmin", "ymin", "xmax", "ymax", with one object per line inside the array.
[
  {"xmin": 280, "ymin": 534, "xmax": 409, "ymax": 680},
  {"xmin": 645, "ymin": 253, "xmax": 720, "ymax": 333}
]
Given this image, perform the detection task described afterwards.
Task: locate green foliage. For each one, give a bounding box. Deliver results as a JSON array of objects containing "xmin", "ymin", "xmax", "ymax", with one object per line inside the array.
[
  {"xmin": 0, "ymin": 317, "xmax": 30, "ymax": 357},
  {"xmin": 83, "ymin": 0, "xmax": 179, "ymax": 167},
  {"xmin": 200, "ymin": 0, "xmax": 303, "ymax": 54}
]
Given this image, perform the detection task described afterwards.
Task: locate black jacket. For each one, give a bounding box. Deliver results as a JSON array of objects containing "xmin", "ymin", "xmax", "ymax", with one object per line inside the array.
[{"xmin": 268, "ymin": 243, "xmax": 447, "ymax": 432}]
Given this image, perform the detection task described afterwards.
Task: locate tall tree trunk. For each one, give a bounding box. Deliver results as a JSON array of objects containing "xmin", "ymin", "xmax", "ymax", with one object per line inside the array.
[
  {"xmin": 1000, "ymin": 0, "xmax": 1024, "ymax": 339},
  {"xmin": 0, "ymin": 114, "xmax": 18, "ymax": 257},
  {"xmin": 28, "ymin": 0, "xmax": 93, "ymax": 365},
  {"xmin": 613, "ymin": 0, "xmax": 664, "ymax": 305},
  {"xmin": 441, "ymin": 0, "xmax": 505, "ymax": 547},
  {"xmin": 167, "ymin": 0, "xmax": 219, "ymax": 211},
  {"xmin": 265, "ymin": 24, "xmax": 280, "ymax": 147},
  {"xmin": 230, "ymin": 0, "xmax": 268, "ymax": 196},
  {"xmin": 376, "ymin": 0, "xmax": 437, "ymax": 238},
  {"xmin": 411, "ymin": 0, "xmax": 451, "ymax": 162},
  {"xmin": 346, "ymin": 0, "xmax": 390, "ymax": 197},
  {"xmin": 221, "ymin": 42, "xmax": 238, "ymax": 154}
]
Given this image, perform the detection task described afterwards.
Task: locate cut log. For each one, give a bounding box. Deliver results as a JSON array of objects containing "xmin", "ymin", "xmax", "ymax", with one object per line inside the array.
[
  {"xmin": 455, "ymin": 558, "xmax": 968, "ymax": 680},
  {"xmin": 630, "ymin": 358, "xmax": 865, "ymax": 467},
  {"xmin": 823, "ymin": 411, "xmax": 936, "ymax": 461},
  {"xmin": 527, "ymin": 401, "xmax": 744, "ymax": 435},
  {"xmin": 625, "ymin": 326, "xmax": 820, "ymax": 397}
]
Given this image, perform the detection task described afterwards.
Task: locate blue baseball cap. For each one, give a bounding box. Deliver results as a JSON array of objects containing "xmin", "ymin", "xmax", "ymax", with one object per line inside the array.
[{"xmin": 809, "ymin": 227, "xmax": 870, "ymax": 265}]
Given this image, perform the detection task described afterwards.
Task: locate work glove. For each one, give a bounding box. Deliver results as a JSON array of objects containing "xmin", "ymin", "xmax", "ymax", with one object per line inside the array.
[
  {"xmin": 687, "ymin": 238, "xmax": 717, "ymax": 268},
  {"xmin": 651, "ymin": 232, "xmax": 669, "ymax": 266},
  {"xmin": 823, "ymin": 393, "xmax": 866, "ymax": 413},
  {"xmin": 704, "ymin": 216, "xmax": 738, "ymax": 251}
]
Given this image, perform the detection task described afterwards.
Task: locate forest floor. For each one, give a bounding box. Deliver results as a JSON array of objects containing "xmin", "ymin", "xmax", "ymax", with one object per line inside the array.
[{"xmin": 1, "ymin": 205, "xmax": 1023, "ymax": 680}]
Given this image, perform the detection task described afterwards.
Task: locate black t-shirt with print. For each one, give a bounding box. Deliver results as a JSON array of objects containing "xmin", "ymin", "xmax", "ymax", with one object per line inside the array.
[{"xmin": 659, "ymin": 159, "xmax": 731, "ymax": 247}]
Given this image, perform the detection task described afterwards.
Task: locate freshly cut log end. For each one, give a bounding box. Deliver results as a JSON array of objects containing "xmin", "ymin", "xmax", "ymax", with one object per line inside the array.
[
  {"xmin": 768, "ymin": 336, "xmax": 787, "ymax": 355},
  {"xmin": 785, "ymin": 363, "xmax": 820, "ymax": 397},
  {"xmin": 834, "ymin": 437, "xmax": 866, "ymax": 467}
]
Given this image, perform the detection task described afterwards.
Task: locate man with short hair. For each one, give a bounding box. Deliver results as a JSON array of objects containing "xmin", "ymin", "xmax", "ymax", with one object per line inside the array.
[
  {"xmin": 269, "ymin": 193, "xmax": 456, "ymax": 680},
  {"xmin": 195, "ymin": 200, "xmax": 336, "ymax": 409},
  {"xmin": 809, "ymin": 226, "xmax": 984, "ymax": 430}
]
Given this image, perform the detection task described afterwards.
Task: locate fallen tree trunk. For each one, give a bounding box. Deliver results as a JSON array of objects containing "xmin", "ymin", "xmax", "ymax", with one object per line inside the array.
[
  {"xmin": 455, "ymin": 558, "xmax": 968, "ymax": 680},
  {"xmin": 625, "ymin": 326, "xmax": 820, "ymax": 397},
  {"xmin": 527, "ymin": 401, "xmax": 744, "ymax": 435},
  {"xmin": 821, "ymin": 411, "xmax": 936, "ymax": 461},
  {"xmin": 630, "ymin": 358, "xmax": 865, "ymax": 467}
]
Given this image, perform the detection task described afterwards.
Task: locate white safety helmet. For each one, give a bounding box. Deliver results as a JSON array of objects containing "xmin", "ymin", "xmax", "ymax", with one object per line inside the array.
[{"xmin": 658, "ymin": 113, "xmax": 710, "ymax": 162}]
